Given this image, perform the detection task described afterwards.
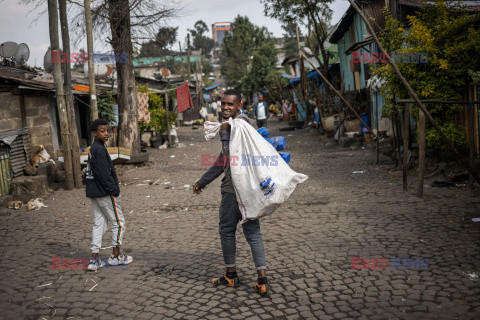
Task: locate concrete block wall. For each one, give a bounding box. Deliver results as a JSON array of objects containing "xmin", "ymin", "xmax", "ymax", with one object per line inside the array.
[
  {"xmin": 0, "ymin": 92, "xmax": 23, "ymax": 131},
  {"xmin": 24, "ymin": 93, "xmax": 55, "ymax": 158}
]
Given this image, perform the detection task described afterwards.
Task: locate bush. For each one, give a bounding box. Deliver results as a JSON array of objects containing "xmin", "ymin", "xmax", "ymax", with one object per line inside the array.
[{"xmin": 137, "ymin": 84, "xmax": 177, "ymax": 135}]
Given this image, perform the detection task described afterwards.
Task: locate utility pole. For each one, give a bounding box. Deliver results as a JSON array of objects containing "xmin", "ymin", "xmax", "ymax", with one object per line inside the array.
[
  {"xmin": 48, "ymin": 0, "xmax": 74, "ymax": 190},
  {"xmin": 59, "ymin": 0, "xmax": 82, "ymax": 188},
  {"xmin": 165, "ymin": 93, "xmax": 172, "ymax": 147},
  {"xmin": 178, "ymin": 41, "xmax": 184, "ymax": 81},
  {"xmin": 84, "ymin": 0, "xmax": 98, "ymax": 120},
  {"xmin": 187, "ymin": 34, "xmax": 191, "ymax": 84}
]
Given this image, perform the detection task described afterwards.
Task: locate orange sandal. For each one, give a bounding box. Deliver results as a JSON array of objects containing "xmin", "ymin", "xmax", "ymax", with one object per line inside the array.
[
  {"xmin": 254, "ymin": 282, "xmax": 269, "ymax": 295},
  {"xmin": 212, "ymin": 275, "xmax": 240, "ymax": 287}
]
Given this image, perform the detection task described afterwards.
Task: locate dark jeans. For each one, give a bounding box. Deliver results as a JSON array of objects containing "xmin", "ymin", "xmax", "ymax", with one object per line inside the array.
[
  {"xmin": 219, "ymin": 191, "xmax": 266, "ymax": 270},
  {"xmin": 256, "ymin": 119, "xmax": 267, "ymax": 129}
]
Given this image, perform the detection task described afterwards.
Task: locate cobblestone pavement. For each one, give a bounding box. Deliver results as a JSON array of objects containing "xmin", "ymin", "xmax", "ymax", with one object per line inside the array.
[{"xmin": 1, "ymin": 119, "xmax": 480, "ymax": 320}]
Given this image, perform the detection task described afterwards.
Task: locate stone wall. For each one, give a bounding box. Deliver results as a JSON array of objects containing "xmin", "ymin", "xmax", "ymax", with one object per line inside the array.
[
  {"xmin": 0, "ymin": 92, "xmax": 23, "ymax": 131},
  {"xmin": 24, "ymin": 93, "xmax": 55, "ymax": 158},
  {"xmin": 0, "ymin": 91, "xmax": 55, "ymax": 158}
]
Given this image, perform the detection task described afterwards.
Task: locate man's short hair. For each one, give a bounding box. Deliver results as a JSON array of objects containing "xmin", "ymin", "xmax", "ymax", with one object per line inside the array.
[
  {"xmin": 91, "ymin": 119, "xmax": 109, "ymax": 132},
  {"xmin": 223, "ymin": 89, "xmax": 242, "ymax": 104}
]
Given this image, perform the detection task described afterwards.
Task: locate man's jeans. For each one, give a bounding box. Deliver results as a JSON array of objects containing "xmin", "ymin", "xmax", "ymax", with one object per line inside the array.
[
  {"xmin": 219, "ymin": 191, "xmax": 267, "ymax": 270},
  {"xmin": 256, "ymin": 119, "xmax": 267, "ymax": 129}
]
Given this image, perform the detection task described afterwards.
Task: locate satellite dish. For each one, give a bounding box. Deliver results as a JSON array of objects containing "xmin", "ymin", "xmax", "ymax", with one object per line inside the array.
[
  {"xmin": 44, "ymin": 48, "xmax": 52, "ymax": 73},
  {"xmin": 160, "ymin": 68, "xmax": 171, "ymax": 78},
  {"xmin": 0, "ymin": 42, "xmax": 20, "ymax": 58},
  {"xmin": 14, "ymin": 43, "xmax": 30, "ymax": 65}
]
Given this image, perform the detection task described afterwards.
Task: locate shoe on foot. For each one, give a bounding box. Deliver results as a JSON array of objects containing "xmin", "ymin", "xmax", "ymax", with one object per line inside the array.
[
  {"xmin": 87, "ymin": 258, "xmax": 105, "ymax": 271},
  {"xmin": 254, "ymin": 279, "xmax": 269, "ymax": 295},
  {"xmin": 108, "ymin": 253, "xmax": 133, "ymax": 266},
  {"xmin": 212, "ymin": 274, "xmax": 240, "ymax": 287}
]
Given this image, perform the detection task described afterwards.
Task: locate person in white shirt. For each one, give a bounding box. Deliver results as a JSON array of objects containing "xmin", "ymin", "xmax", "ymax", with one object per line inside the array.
[{"xmin": 253, "ymin": 94, "xmax": 269, "ymax": 128}]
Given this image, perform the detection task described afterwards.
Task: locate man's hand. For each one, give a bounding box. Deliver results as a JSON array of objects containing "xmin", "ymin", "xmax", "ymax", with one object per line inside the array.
[
  {"xmin": 193, "ymin": 182, "xmax": 203, "ymax": 195},
  {"xmin": 220, "ymin": 121, "xmax": 230, "ymax": 131}
]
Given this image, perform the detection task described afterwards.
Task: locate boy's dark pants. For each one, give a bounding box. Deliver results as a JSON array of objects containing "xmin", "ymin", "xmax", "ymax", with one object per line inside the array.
[
  {"xmin": 219, "ymin": 191, "xmax": 266, "ymax": 270},
  {"xmin": 256, "ymin": 119, "xmax": 267, "ymax": 128}
]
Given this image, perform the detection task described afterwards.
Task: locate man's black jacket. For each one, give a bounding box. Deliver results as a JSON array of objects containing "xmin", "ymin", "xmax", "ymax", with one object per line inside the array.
[{"xmin": 85, "ymin": 139, "xmax": 120, "ymax": 198}]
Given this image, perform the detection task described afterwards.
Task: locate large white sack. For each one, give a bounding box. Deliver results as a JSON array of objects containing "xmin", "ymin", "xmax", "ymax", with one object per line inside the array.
[{"xmin": 204, "ymin": 119, "xmax": 308, "ymax": 220}]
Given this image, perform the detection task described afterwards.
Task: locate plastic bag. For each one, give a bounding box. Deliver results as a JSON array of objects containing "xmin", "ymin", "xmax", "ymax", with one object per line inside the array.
[
  {"xmin": 204, "ymin": 121, "xmax": 222, "ymax": 140},
  {"xmin": 271, "ymin": 136, "xmax": 286, "ymax": 151},
  {"xmin": 257, "ymin": 127, "xmax": 269, "ymax": 138},
  {"xmin": 229, "ymin": 118, "xmax": 307, "ymax": 220}
]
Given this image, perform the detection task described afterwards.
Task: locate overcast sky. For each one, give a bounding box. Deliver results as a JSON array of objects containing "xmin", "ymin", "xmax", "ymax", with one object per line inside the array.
[{"xmin": 0, "ymin": 0, "xmax": 350, "ymax": 68}]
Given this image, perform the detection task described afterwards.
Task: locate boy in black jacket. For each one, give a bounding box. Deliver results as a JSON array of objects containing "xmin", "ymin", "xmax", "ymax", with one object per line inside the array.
[{"xmin": 85, "ymin": 119, "xmax": 132, "ymax": 271}]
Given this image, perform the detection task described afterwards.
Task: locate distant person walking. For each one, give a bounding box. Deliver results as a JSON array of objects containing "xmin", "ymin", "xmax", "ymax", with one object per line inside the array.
[
  {"xmin": 213, "ymin": 96, "xmax": 222, "ymax": 121},
  {"xmin": 253, "ymin": 94, "xmax": 269, "ymax": 128}
]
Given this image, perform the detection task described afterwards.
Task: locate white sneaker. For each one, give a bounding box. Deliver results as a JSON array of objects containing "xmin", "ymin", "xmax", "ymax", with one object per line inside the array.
[
  {"xmin": 87, "ymin": 258, "xmax": 105, "ymax": 271},
  {"xmin": 108, "ymin": 253, "xmax": 133, "ymax": 266}
]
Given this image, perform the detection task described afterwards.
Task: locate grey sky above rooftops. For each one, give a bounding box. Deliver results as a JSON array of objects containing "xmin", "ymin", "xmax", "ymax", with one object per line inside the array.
[{"xmin": 0, "ymin": 0, "xmax": 349, "ymax": 68}]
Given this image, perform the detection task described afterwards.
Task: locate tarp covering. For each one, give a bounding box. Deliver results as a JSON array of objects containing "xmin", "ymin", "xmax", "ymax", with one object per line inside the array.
[{"xmin": 205, "ymin": 84, "xmax": 220, "ymax": 91}]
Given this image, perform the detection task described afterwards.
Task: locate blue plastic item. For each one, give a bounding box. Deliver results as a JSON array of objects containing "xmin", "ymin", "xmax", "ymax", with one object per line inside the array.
[
  {"xmin": 265, "ymin": 138, "xmax": 275, "ymax": 146},
  {"xmin": 271, "ymin": 136, "xmax": 286, "ymax": 151},
  {"xmin": 257, "ymin": 127, "xmax": 269, "ymax": 138},
  {"xmin": 279, "ymin": 152, "xmax": 291, "ymax": 163},
  {"xmin": 360, "ymin": 113, "xmax": 370, "ymax": 135}
]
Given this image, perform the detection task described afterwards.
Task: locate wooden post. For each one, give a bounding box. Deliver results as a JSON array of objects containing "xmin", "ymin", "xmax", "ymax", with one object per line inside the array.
[
  {"xmin": 165, "ymin": 93, "xmax": 172, "ymax": 147},
  {"xmin": 347, "ymin": 0, "xmax": 480, "ymax": 185},
  {"xmin": 468, "ymin": 102, "xmax": 475, "ymax": 168},
  {"xmin": 403, "ymin": 105, "xmax": 410, "ymax": 191},
  {"xmin": 48, "ymin": 0, "xmax": 74, "ymax": 190},
  {"xmin": 418, "ymin": 108, "xmax": 426, "ymax": 197},
  {"xmin": 301, "ymin": 53, "xmax": 374, "ymax": 136},
  {"xmin": 84, "ymin": 0, "xmax": 98, "ymax": 120},
  {"xmin": 59, "ymin": 0, "xmax": 82, "ymax": 188},
  {"xmin": 375, "ymin": 92, "xmax": 380, "ymax": 163},
  {"xmin": 187, "ymin": 34, "xmax": 191, "ymax": 84}
]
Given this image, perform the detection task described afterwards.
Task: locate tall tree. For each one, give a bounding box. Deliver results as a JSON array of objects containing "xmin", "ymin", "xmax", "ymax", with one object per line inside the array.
[
  {"xmin": 139, "ymin": 26, "xmax": 178, "ymax": 57},
  {"xmin": 261, "ymin": 0, "xmax": 333, "ymax": 79},
  {"xmin": 242, "ymin": 39, "xmax": 280, "ymax": 92},
  {"xmin": 220, "ymin": 15, "xmax": 271, "ymax": 88},
  {"xmin": 282, "ymin": 22, "xmax": 301, "ymax": 57},
  {"xmin": 106, "ymin": 0, "xmax": 140, "ymax": 154},
  {"xmin": 189, "ymin": 20, "xmax": 215, "ymax": 56}
]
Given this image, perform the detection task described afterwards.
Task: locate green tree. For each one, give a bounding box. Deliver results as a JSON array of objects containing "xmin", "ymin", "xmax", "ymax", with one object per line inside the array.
[
  {"xmin": 242, "ymin": 40, "xmax": 280, "ymax": 92},
  {"xmin": 137, "ymin": 84, "xmax": 177, "ymax": 135},
  {"xmin": 372, "ymin": 1, "xmax": 480, "ymax": 149},
  {"xmin": 189, "ymin": 20, "xmax": 215, "ymax": 56},
  {"xmin": 282, "ymin": 22, "xmax": 301, "ymax": 57},
  {"xmin": 220, "ymin": 15, "xmax": 271, "ymax": 88},
  {"xmin": 261, "ymin": 0, "xmax": 333, "ymax": 79},
  {"xmin": 139, "ymin": 26, "xmax": 178, "ymax": 57}
]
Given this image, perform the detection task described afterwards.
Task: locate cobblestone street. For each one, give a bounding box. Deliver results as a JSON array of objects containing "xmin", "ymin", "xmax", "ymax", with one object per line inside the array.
[{"xmin": 1, "ymin": 120, "xmax": 480, "ymax": 320}]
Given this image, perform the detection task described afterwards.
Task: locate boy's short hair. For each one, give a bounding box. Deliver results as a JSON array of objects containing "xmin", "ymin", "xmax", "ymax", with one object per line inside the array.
[
  {"xmin": 223, "ymin": 89, "xmax": 241, "ymax": 104},
  {"xmin": 91, "ymin": 119, "xmax": 109, "ymax": 132}
]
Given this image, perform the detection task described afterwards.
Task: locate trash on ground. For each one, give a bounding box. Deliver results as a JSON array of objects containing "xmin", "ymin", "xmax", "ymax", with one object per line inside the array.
[
  {"xmin": 36, "ymin": 283, "xmax": 52, "ymax": 288},
  {"xmin": 352, "ymin": 171, "xmax": 365, "ymax": 174},
  {"xmin": 163, "ymin": 181, "xmax": 171, "ymax": 184},
  {"xmin": 184, "ymin": 185, "xmax": 191, "ymax": 188},
  {"xmin": 189, "ymin": 143, "xmax": 195, "ymax": 146},
  {"xmin": 466, "ymin": 272, "xmax": 478, "ymax": 281},
  {"xmin": 146, "ymin": 196, "xmax": 151, "ymax": 199},
  {"xmin": 472, "ymin": 218, "xmax": 480, "ymax": 222},
  {"xmin": 26, "ymin": 198, "xmax": 48, "ymax": 211},
  {"xmin": 170, "ymin": 155, "xmax": 175, "ymax": 158},
  {"xmin": 158, "ymin": 141, "xmax": 168, "ymax": 149}
]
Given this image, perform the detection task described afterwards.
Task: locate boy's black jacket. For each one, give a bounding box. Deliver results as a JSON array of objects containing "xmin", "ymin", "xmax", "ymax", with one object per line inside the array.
[{"xmin": 85, "ymin": 139, "xmax": 120, "ymax": 198}]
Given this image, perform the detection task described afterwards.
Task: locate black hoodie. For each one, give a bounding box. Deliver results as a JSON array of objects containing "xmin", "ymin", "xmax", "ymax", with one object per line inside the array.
[{"xmin": 85, "ymin": 139, "xmax": 120, "ymax": 198}]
